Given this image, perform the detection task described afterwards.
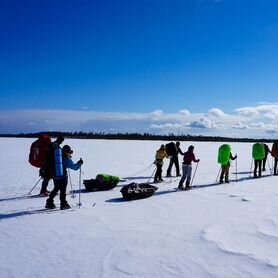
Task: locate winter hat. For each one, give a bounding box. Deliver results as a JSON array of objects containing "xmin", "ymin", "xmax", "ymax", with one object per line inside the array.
[
  {"xmin": 56, "ymin": 135, "xmax": 64, "ymax": 145},
  {"xmin": 62, "ymin": 145, "xmax": 73, "ymax": 154}
]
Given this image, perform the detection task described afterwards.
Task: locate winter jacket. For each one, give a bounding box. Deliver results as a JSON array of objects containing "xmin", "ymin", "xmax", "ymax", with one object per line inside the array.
[
  {"xmin": 155, "ymin": 149, "xmax": 168, "ymax": 165},
  {"xmin": 63, "ymin": 155, "xmax": 81, "ymax": 175},
  {"xmin": 183, "ymin": 151, "xmax": 199, "ymax": 165},
  {"xmin": 177, "ymin": 146, "xmax": 184, "ymax": 156},
  {"xmin": 223, "ymin": 153, "xmax": 237, "ymax": 167}
]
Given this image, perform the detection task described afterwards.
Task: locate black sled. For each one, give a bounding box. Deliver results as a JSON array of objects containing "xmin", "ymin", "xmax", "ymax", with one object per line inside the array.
[
  {"xmin": 84, "ymin": 174, "xmax": 120, "ymax": 192},
  {"xmin": 120, "ymin": 183, "xmax": 158, "ymax": 201}
]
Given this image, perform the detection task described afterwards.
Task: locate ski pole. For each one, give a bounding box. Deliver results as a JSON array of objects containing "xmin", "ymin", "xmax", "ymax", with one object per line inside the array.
[
  {"xmin": 147, "ymin": 166, "xmax": 156, "ymax": 183},
  {"xmin": 215, "ymin": 167, "xmax": 221, "ymax": 182},
  {"xmin": 27, "ymin": 177, "xmax": 42, "ymax": 195},
  {"xmin": 267, "ymin": 157, "xmax": 272, "ymax": 174},
  {"xmin": 235, "ymin": 154, "xmax": 238, "ymax": 182},
  {"xmin": 190, "ymin": 162, "xmax": 199, "ymax": 187},
  {"xmin": 68, "ymin": 170, "xmax": 76, "ymax": 198},
  {"xmin": 249, "ymin": 159, "xmax": 253, "ymax": 177},
  {"xmin": 78, "ymin": 160, "xmax": 82, "ymax": 208}
]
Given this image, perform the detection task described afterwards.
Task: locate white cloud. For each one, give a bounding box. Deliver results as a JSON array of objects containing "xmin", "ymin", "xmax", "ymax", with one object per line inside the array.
[
  {"xmin": 27, "ymin": 122, "xmax": 36, "ymax": 126},
  {"xmin": 208, "ymin": 108, "xmax": 226, "ymax": 117},
  {"xmin": 232, "ymin": 122, "xmax": 248, "ymax": 129},
  {"xmin": 235, "ymin": 107, "xmax": 260, "ymax": 117},
  {"xmin": 178, "ymin": 109, "xmax": 190, "ymax": 116},
  {"xmin": 150, "ymin": 123, "xmax": 187, "ymax": 131},
  {"xmin": 250, "ymin": 122, "xmax": 266, "ymax": 128},
  {"xmin": 235, "ymin": 102, "xmax": 278, "ymax": 119},
  {"xmin": 0, "ymin": 101, "xmax": 277, "ymax": 138},
  {"xmin": 150, "ymin": 110, "xmax": 163, "ymax": 117},
  {"xmin": 189, "ymin": 117, "xmax": 216, "ymax": 129}
]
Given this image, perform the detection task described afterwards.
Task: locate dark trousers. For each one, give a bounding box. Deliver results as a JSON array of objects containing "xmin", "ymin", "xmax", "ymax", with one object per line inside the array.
[
  {"xmin": 262, "ymin": 155, "xmax": 268, "ymax": 171},
  {"xmin": 40, "ymin": 178, "xmax": 50, "ymax": 194},
  {"xmin": 154, "ymin": 164, "xmax": 163, "ymax": 181},
  {"xmin": 167, "ymin": 156, "xmax": 180, "ymax": 176},
  {"xmin": 274, "ymin": 158, "xmax": 278, "ymax": 175},
  {"xmin": 49, "ymin": 176, "xmax": 68, "ymax": 205},
  {"xmin": 220, "ymin": 164, "xmax": 230, "ymax": 182},
  {"xmin": 254, "ymin": 160, "xmax": 262, "ymax": 177}
]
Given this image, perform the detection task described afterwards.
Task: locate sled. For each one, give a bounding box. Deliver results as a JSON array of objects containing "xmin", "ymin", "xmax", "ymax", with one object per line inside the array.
[
  {"xmin": 84, "ymin": 174, "xmax": 120, "ymax": 192},
  {"xmin": 120, "ymin": 183, "xmax": 158, "ymax": 201}
]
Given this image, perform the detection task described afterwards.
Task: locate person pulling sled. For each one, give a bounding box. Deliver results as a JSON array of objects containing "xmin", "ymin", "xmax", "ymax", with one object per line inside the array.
[{"xmin": 153, "ymin": 144, "xmax": 169, "ymax": 183}]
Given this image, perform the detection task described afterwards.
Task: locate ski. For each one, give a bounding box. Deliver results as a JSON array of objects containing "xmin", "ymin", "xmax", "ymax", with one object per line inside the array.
[
  {"xmin": 26, "ymin": 193, "xmax": 49, "ymax": 198},
  {"xmin": 150, "ymin": 177, "xmax": 179, "ymax": 185},
  {"xmin": 174, "ymin": 187, "xmax": 192, "ymax": 192}
]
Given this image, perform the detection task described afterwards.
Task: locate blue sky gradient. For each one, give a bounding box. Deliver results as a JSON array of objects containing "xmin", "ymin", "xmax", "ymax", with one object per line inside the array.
[{"xmin": 0, "ymin": 0, "xmax": 277, "ymax": 137}]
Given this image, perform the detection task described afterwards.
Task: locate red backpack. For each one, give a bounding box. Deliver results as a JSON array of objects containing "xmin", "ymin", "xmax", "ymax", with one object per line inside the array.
[{"xmin": 29, "ymin": 135, "xmax": 51, "ymax": 168}]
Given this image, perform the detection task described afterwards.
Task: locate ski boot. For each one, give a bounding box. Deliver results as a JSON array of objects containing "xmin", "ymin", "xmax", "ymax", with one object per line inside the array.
[
  {"xmin": 60, "ymin": 202, "xmax": 71, "ymax": 210},
  {"xmin": 178, "ymin": 182, "xmax": 183, "ymax": 190},
  {"xmin": 45, "ymin": 198, "xmax": 56, "ymax": 209},
  {"xmin": 185, "ymin": 182, "xmax": 191, "ymax": 190}
]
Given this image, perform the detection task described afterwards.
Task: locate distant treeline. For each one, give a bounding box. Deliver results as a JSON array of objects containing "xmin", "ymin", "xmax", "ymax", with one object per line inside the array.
[{"xmin": 0, "ymin": 131, "xmax": 274, "ymax": 143}]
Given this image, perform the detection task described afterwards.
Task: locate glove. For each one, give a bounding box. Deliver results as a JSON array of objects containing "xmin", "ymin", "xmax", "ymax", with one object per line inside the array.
[{"xmin": 77, "ymin": 159, "xmax": 83, "ymax": 165}]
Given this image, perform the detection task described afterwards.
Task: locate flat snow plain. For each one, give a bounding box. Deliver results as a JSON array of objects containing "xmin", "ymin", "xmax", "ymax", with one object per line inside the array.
[{"xmin": 0, "ymin": 138, "xmax": 277, "ymax": 278}]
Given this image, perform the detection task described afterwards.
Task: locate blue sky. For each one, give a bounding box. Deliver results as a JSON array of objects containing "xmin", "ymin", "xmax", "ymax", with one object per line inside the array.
[{"xmin": 0, "ymin": 0, "xmax": 277, "ymax": 137}]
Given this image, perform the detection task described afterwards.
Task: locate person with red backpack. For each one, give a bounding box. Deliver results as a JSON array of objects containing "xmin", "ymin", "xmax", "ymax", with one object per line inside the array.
[
  {"xmin": 40, "ymin": 135, "xmax": 64, "ymax": 180},
  {"xmin": 29, "ymin": 134, "xmax": 51, "ymax": 196}
]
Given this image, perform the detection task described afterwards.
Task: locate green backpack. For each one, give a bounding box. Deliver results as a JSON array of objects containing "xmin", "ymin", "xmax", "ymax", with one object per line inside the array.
[
  {"xmin": 252, "ymin": 143, "xmax": 265, "ymax": 160},
  {"xmin": 218, "ymin": 144, "xmax": 231, "ymax": 165}
]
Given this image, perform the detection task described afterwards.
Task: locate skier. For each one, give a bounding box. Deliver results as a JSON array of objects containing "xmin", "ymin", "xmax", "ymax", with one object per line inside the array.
[
  {"xmin": 271, "ymin": 140, "xmax": 278, "ymax": 176},
  {"xmin": 153, "ymin": 144, "xmax": 169, "ymax": 183},
  {"xmin": 178, "ymin": 145, "xmax": 200, "ymax": 190},
  {"xmin": 45, "ymin": 144, "xmax": 83, "ymax": 210},
  {"xmin": 219, "ymin": 152, "xmax": 237, "ymax": 184},
  {"xmin": 28, "ymin": 134, "xmax": 52, "ymax": 196},
  {"xmin": 166, "ymin": 141, "xmax": 184, "ymax": 177},
  {"xmin": 262, "ymin": 144, "xmax": 271, "ymax": 172},
  {"xmin": 274, "ymin": 157, "xmax": 278, "ymax": 176},
  {"xmin": 252, "ymin": 143, "xmax": 265, "ymax": 178}
]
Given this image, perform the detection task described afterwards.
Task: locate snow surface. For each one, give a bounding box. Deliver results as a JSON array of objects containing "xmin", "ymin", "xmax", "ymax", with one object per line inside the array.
[{"xmin": 0, "ymin": 138, "xmax": 277, "ymax": 278}]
